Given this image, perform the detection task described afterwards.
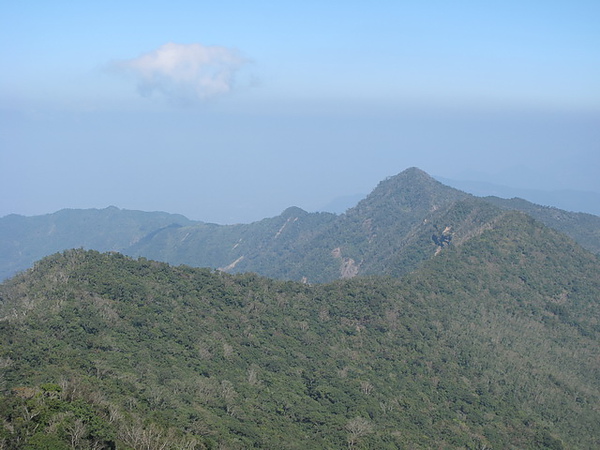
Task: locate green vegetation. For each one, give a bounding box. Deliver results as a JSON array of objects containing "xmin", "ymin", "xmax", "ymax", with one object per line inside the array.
[
  {"xmin": 485, "ymin": 196, "xmax": 600, "ymax": 254},
  {"xmin": 0, "ymin": 207, "xmax": 194, "ymax": 281},
  {"xmin": 1, "ymin": 210, "xmax": 599, "ymax": 448},
  {"xmin": 2, "ymin": 168, "xmax": 600, "ymax": 284}
]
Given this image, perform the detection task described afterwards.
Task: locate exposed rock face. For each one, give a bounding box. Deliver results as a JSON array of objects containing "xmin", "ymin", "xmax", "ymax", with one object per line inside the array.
[
  {"xmin": 332, "ymin": 247, "xmax": 360, "ymax": 279},
  {"xmin": 340, "ymin": 257, "xmax": 359, "ymax": 279},
  {"xmin": 219, "ymin": 256, "xmax": 245, "ymax": 271}
]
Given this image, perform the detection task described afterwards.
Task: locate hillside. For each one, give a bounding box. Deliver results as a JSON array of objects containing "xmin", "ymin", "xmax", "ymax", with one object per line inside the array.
[
  {"xmin": 1, "ymin": 211, "xmax": 599, "ymax": 448},
  {"xmin": 0, "ymin": 207, "xmax": 194, "ymax": 281},
  {"xmin": 437, "ymin": 176, "xmax": 600, "ymax": 217},
  {"xmin": 124, "ymin": 168, "xmax": 473, "ymax": 282},
  {"xmin": 484, "ymin": 196, "xmax": 600, "ymax": 255},
  {"xmin": 2, "ymin": 168, "xmax": 600, "ymax": 283}
]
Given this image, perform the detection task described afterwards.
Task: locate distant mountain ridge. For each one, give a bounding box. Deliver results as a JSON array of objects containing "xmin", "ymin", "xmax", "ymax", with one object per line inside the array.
[
  {"xmin": 2, "ymin": 168, "xmax": 600, "ymax": 282},
  {"xmin": 0, "ymin": 207, "xmax": 194, "ymax": 281},
  {"xmin": 437, "ymin": 176, "xmax": 600, "ymax": 216}
]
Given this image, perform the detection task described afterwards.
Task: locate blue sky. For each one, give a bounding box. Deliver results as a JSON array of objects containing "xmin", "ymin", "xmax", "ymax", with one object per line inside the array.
[{"xmin": 2, "ymin": 1, "xmax": 599, "ymax": 223}]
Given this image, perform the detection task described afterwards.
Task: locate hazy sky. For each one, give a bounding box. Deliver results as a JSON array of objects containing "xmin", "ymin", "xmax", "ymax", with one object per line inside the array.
[{"xmin": 2, "ymin": 1, "xmax": 599, "ymax": 223}]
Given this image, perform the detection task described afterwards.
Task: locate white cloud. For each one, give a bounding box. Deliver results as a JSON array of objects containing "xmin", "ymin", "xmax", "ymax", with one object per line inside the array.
[{"xmin": 114, "ymin": 42, "xmax": 248, "ymax": 103}]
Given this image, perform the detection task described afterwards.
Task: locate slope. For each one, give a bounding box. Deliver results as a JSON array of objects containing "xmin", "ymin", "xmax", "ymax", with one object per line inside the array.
[
  {"xmin": 484, "ymin": 196, "xmax": 600, "ymax": 254},
  {"xmin": 2, "ymin": 168, "xmax": 600, "ymax": 283},
  {"xmin": 124, "ymin": 168, "xmax": 474, "ymax": 282},
  {"xmin": 125, "ymin": 206, "xmax": 340, "ymax": 282},
  {"xmin": 0, "ymin": 207, "xmax": 194, "ymax": 281},
  {"xmin": 1, "ymin": 211, "xmax": 599, "ymax": 448}
]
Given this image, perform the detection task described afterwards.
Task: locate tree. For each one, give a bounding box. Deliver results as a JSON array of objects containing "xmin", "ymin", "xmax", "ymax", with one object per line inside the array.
[{"xmin": 345, "ymin": 417, "xmax": 372, "ymax": 449}]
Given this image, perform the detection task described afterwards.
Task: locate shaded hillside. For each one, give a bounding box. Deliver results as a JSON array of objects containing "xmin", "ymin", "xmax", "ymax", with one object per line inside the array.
[
  {"xmin": 484, "ymin": 196, "xmax": 600, "ymax": 255},
  {"xmin": 2, "ymin": 168, "xmax": 599, "ymax": 283},
  {"xmin": 1, "ymin": 211, "xmax": 599, "ymax": 448},
  {"xmin": 125, "ymin": 206, "xmax": 340, "ymax": 282},
  {"xmin": 0, "ymin": 207, "xmax": 194, "ymax": 280}
]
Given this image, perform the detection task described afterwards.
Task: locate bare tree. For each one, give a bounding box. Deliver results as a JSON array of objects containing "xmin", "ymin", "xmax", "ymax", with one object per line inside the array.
[
  {"xmin": 345, "ymin": 416, "xmax": 372, "ymax": 449},
  {"xmin": 360, "ymin": 381, "xmax": 374, "ymax": 395},
  {"xmin": 247, "ymin": 365, "xmax": 259, "ymax": 386},
  {"xmin": 67, "ymin": 418, "xmax": 87, "ymax": 449}
]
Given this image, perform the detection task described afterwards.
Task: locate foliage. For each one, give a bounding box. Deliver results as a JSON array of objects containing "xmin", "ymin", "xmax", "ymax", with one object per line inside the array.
[
  {"xmin": 2, "ymin": 168, "xmax": 600, "ymax": 284},
  {"xmin": 485, "ymin": 195, "xmax": 600, "ymax": 254},
  {"xmin": 0, "ymin": 207, "xmax": 193, "ymax": 281},
  {"xmin": 1, "ymin": 209, "xmax": 599, "ymax": 448}
]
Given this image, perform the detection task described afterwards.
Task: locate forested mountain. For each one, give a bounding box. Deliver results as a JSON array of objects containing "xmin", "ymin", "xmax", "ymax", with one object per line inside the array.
[
  {"xmin": 2, "ymin": 168, "xmax": 600, "ymax": 283},
  {"xmin": 436, "ymin": 176, "xmax": 600, "ymax": 217},
  {"xmin": 0, "ymin": 207, "xmax": 193, "ymax": 281},
  {"xmin": 1, "ymin": 209, "xmax": 599, "ymax": 448},
  {"xmin": 483, "ymin": 196, "xmax": 600, "ymax": 255}
]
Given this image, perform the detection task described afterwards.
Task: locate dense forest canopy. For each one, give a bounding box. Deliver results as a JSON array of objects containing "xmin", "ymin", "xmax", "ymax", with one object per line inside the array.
[{"xmin": 1, "ymin": 209, "xmax": 599, "ymax": 448}]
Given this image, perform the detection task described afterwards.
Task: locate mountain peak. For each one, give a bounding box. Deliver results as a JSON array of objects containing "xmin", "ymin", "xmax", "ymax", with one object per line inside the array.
[
  {"xmin": 398, "ymin": 166, "xmax": 431, "ymax": 178},
  {"xmin": 384, "ymin": 167, "xmax": 442, "ymax": 187},
  {"xmin": 349, "ymin": 168, "xmax": 469, "ymax": 217},
  {"xmin": 280, "ymin": 206, "xmax": 308, "ymax": 218}
]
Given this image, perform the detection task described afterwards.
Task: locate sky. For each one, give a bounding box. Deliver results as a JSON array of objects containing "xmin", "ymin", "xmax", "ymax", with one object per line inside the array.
[{"xmin": 1, "ymin": 1, "xmax": 599, "ymax": 224}]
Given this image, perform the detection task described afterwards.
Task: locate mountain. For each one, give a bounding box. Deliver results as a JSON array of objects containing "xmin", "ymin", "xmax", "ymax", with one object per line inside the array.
[
  {"xmin": 1, "ymin": 209, "xmax": 599, "ymax": 448},
  {"xmin": 436, "ymin": 176, "xmax": 600, "ymax": 217},
  {"xmin": 0, "ymin": 207, "xmax": 194, "ymax": 281},
  {"xmin": 483, "ymin": 196, "xmax": 600, "ymax": 255},
  {"xmin": 124, "ymin": 167, "xmax": 473, "ymax": 282},
  {"xmin": 2, "ymin": 168, "xmax": 600, "ymax": 282}
]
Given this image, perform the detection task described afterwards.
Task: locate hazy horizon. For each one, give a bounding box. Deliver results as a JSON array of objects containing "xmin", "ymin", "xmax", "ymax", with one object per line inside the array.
[
  {"xmin": 2, "ymin": 1, "xmax": 599, "ymax": 224},
  {"xmin": 3, "ymin": 168, "xmax": 600, "ymax": 224}
]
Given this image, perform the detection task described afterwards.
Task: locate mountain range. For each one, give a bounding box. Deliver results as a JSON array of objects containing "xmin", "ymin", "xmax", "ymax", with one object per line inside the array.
[
  {"xmin": 1, "ymin": 212, "xmax": 599, "ymax": 448},
  {"xmin": 2, "ymin": 168, "xmax": 599, "ymax": 283},
  {"xmin": 1, "ymin": 167, "xmax": 599, "ymax": 448},
  {"xmin": 436, "ymin": 176, "xmax": 600, "ymax": 217}
]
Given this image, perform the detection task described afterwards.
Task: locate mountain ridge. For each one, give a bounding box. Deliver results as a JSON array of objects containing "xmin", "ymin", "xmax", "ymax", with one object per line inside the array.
[
  {"xmin": 1, "ymin": 206, "xmax": 598, "ymax": 448},
  {"xmin": 2, "ymin": 169, "xmax": 600, "ymax": 447},
  {"xmin": 2, "ymin": 168, "xmax": 599, "ymax": 282},
  {"xmin": 436, "ymin": 176, "xmax": 600, "ymax": 216}
]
